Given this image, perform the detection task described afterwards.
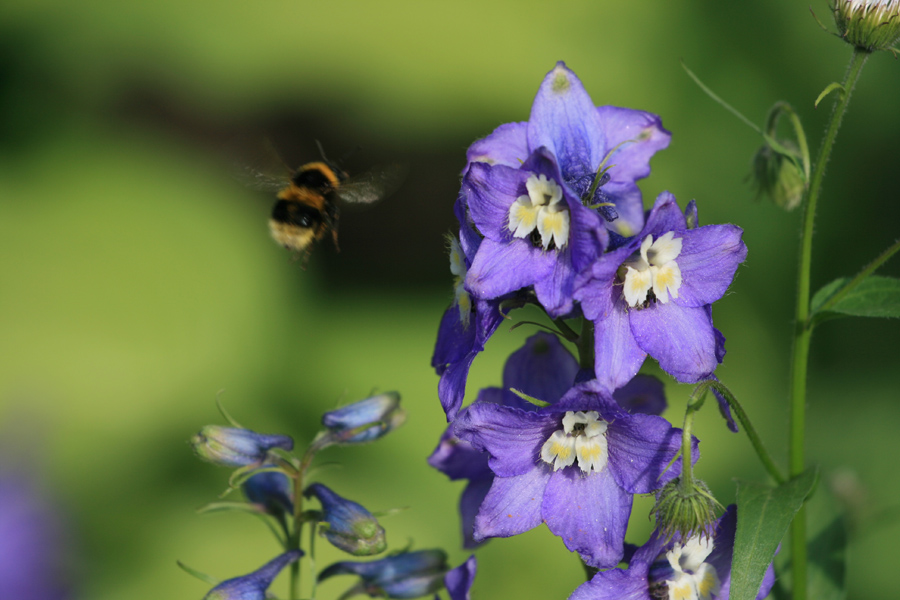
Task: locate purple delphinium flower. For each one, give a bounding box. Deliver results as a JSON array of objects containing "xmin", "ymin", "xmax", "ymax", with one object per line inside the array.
[
  {"xmin": 431, "ymin": 332, "xmax": 671, "ymax": 551},
  {"xmin": 203, "ymin": 550, "xmax": 302, "ymax": 600},
  {"xmin": 453, "ymin": 377, "xmax": 693, "ymax": 568},
  {"xmin": 460, "ymin": 62, "xmax": 670, "ymax": 317},
  {"xmin": 574, "ymin": 192, "xmax": 747, "ymax": 391},
  {"xmin": 569, "ymin": 505, "xmax": 775, "ymax": 600},
  {"xmin": 464, "ymin": 61, "xmax": 671, "ymax": 238},
  {"xmin": 429, "ymin": 332, "xmax": 577, "ymax": 548},
  {"xmin": 432, "ymin": 192, "xmax": 506, "ymax": 421}
]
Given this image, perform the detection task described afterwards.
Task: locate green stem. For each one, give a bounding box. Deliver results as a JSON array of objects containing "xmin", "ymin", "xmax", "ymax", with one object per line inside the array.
[
  {"xmin": 704, "ymin": 380, "xmax": 785, "ymax": 484},
  {"xmin": 290, "ymin": 470, "xmax": 304, "ymax": 600},
  {"xmin": 577, "ymin": 318, "xmax": 594, "ymax": 371},
  {"xmin": 788, "ymin": 47, "xmax": 869, "ymax": 600},
  {"xmin": 680, "ymin": 394, "xmax": 701, "ymax": 489}
]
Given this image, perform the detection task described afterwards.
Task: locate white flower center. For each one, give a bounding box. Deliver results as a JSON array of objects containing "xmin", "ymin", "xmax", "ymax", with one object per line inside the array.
[
  {"xmin": 508, "ymin": 174, "xmax": 569, "ymax": 250},
  {"xmin": 664, "ymin": 535, "xmax": 721, "ymax": 600},
  {"xmin": 621, "ymin": 231, "xmax": 683, "ymax": 307},
  {"xmin": 448, "ymin": 236, "xmax": 471, "ymax": 327},
  {"xmin": 540, "ymin": 411, "xmax": 608, "ymax": 473}
]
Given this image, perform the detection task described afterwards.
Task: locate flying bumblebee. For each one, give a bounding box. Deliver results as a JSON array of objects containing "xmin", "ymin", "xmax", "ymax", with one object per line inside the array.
[{"xmin": 236, "ymin": 143, "xmax": 406, "ymax": 260}]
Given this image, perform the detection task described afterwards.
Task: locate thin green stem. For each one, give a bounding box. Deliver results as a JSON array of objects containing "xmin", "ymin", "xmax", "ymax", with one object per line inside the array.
[
  {"xmin": 788, "ymin": 47, "xmax": 869, "ymax": 600},
  {"xmin": 704, "ymin": 380, "xmax": 785, "ymax": 484},
  {"xmin": 680, "ymin": 395, "xmax": 700, "ymax": 489},
  {"xmin": 290, "ymin": 471, "xmax": 304, "ymax": 600},
  {"xmin": 577, "ymin": 318, "xmax": 594, "ymax": 371}
]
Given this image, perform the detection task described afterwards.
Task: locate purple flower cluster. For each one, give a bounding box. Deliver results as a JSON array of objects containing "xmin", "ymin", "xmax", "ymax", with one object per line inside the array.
[{"xmin": 430, "ymin": 62, "xmax": 759, "ymax": 597}]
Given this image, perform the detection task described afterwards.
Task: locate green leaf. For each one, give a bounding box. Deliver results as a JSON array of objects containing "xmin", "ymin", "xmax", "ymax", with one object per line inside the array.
[
  {"xmin": 811, "ymin": 275, "xmax": 900, "ymax": 321},
  {"xmin": 197, "ymin": 501, "xmax": 265, "ymax": 515},
  {"xmin": 815, "ymin": 82, "xmax": 844, "ymax": 109},
  {"xmin": 730, "ymin": 468, "xmax": 818, "ymax": 600},
  {"xmin": 771, "ymin": 483, "xmax": 848, "ymax": 600}
]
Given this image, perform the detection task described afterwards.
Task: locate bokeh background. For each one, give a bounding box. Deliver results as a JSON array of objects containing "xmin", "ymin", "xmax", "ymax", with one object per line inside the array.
[{"xmin": 1, "ymin": 1, "xmax": 898, "ymax": 599}]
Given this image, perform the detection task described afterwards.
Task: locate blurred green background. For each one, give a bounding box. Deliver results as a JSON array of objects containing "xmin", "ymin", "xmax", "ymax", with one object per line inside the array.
[{"xmin": 1, "ymin": 1, "xmax": 898, "ymax": 599}]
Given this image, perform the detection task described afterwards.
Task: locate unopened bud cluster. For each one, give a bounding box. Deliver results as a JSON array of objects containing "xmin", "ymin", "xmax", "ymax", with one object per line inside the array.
[
  {"xmin": 833, "ymin": 0, "xmax": 900, "ymax": 51},
  {"xmin": 652, "ymin": 477, "xmax": 722, "ymax": 542}
]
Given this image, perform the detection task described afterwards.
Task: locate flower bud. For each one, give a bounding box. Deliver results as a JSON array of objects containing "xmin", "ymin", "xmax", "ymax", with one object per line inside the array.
[
  {"xmin": 203, "ymin": 550, "xmax": 302, "ymax": 600},
  {"xmin": 321, "ymin": 392, "xmax": 406, "ymax": 444},
  {"xmin": 751, "ymin": 143, "xmax": 805, "ymax": 211},
  {"xmin": 833, "ymin": 0, "xmax": 900, "ymax": 52},
  {"xmin": 242, "ymin": 468, "xmax": 294, "ymax": 517},
  {"xmin": 651, "ymin": 477, "xmax": 722, "ymax": 542},
  {"xmin": 191, "ymin": 426, "xmax": 293, "ymax": 467},
  {"xmin": 305, "ymin": 483, "xmax": 387, "ymax": 556},
  {"xmin": 318, "ymin": 549, "xmax": 448, "ymax": 599}
]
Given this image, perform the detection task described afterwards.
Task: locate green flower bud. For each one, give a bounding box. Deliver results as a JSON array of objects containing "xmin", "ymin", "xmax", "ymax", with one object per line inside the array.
[
  {"xmin": 751, "ymin": 143, "xmax": 805, "ymax": 211},
  {"xmin": 833, "ymin": 0, "xmax": 900, "ymax": 52},
  {"xmin": 651, "ymin": 477, "xmax": 722, "ymax": 542}
]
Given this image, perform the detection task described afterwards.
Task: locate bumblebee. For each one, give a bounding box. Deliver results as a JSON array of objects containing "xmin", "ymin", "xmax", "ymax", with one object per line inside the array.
[{"xmin": 237, "ymin": 145, "xmax": 405, "ymax": 259}]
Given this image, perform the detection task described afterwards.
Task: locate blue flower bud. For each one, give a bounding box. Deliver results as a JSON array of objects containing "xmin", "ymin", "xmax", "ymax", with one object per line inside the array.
[
  {"xmin": 321, "ymin": 392, "xmax": 406, "ymax": 444},
  {"xmin": 242, "ymin": 468, "xmax": 294, "ymax": 516},
  {"xmin": 318, "ymin": 550, "xmax": 448, "ymax": 599},
  {"xmin": 191, "ymin": 426, "xmax": 294, "ymax": 467},
  {"xmin": 203, "ymin": 550, "xmax": 302, "ymax": 600},
  {"xmin": 305, "ymin": 483, "xmax": 386, "ymax": 556}
]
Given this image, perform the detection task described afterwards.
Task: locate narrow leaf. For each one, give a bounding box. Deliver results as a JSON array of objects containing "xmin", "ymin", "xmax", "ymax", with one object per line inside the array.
[
  {"xmin": 176, "ymin": 560, "xmax": 220, "ymax": 586},
  {"xmin": 215, "ymin": 393, "xmax": 244, "ymax": 428},
  {"xmin": 815, "ymin": 83, "xmax": 844, "ymax": 108},
  {"xmin": 730, "ymin": 468, "xmax": 818, "ymax": 600},
  {"xmin": 811, "ymin": 275, "xmax": 900, "ymax": 321},
  {"xmin": 771, "ymin": 484, "xmax": 848, "ymax": 600},
  {"xmin": 197, "ymin": 501, "xmax": 265, "ymax": 515}
]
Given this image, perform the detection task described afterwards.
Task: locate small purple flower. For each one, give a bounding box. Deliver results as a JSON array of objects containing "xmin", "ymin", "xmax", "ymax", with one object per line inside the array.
[
  {"xmin": 460, "ymin": 62, "xmax": 670, "ymax": 317},
  {"xmin": 319, "ymin": 549, "xmax": 449, "ymax": 599},
  {"xmin": 454, "ymin": 378, "xmax": 692, "ymax": 568},
  {"xmin": 429, "ymin": 331, "xmax": 578, "ymax": 548},
  {"xmin": 305, "ymin": 483, "xmax": 386, "ymax": 556},
  {"xmin": 191, "ymin": 426, "xmax": 294, "ymax": 468},
  {"xmin": 574, "ymin": 192, "xmax": 747, "ymax": 390},
  {"xmin": 569, "ymin": 506, "xmax": 775, "ymax": 600},
  {"xmin": 203, "ymin": 550, "xmax": 302, "ymax": 600},
  {"xmin": 321, "ymin": 392, "xmax": 406, "ymax": 444}
]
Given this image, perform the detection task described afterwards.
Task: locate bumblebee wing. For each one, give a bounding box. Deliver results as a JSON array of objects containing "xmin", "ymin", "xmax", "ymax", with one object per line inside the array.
[
  {"xmin": 230, "ymin": 138, "xmax": 292, "ymax": 192},
  {"xmin": 337, "ymin": 163, "xmax": 408, "ymax": 205}
]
